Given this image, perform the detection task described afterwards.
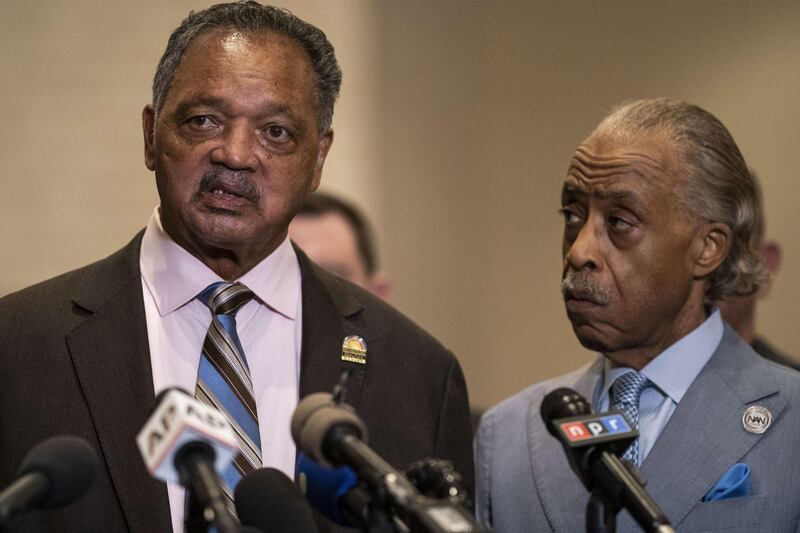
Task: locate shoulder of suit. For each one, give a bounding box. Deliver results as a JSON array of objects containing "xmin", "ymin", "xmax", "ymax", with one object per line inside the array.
[
  {"xmin": 0, "ymin": 231, "xmax": 143, "ymax": 320},
  {"xmin": 300, "ymin": 250, "xmax": 454, "ymax": 358},
  {"xmin": 481, "ymin": 363, "xmax": 593, "ymax": 429}
]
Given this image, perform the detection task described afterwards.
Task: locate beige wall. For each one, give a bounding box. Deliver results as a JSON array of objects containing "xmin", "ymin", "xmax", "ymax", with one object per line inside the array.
[{"xmin": 2, "ymin": 1, "xmax": 799, "ymax": 411}]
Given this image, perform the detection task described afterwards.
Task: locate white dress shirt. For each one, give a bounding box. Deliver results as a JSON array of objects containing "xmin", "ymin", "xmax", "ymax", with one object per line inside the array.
[{"xmin": 139, "ymin": 207, "xmax": 303, "ymax": 532}]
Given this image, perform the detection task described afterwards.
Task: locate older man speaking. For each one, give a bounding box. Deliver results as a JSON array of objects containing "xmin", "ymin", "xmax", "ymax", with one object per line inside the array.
[
  {"xmin": 0, "ymin": 3, "xmax": 473, "ymax": 532},
  {"xmin": 476, "ymin": 98, "xmax": 800, "ymax": 532}
]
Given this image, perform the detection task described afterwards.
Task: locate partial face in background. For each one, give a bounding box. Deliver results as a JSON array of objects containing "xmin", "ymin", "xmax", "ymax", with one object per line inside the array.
[
  {"xmin": 143, "ymin": 29, "xmax": 332, "ymax": 264},
  {"xmin": 289, "ymin": 212, "xmax": 390, "ymax": 299},
  {"xmin": 560, "ymin": 128, "xmax": 708, "ymax": 360},
  {"xmin": 716, "ymin": 240, "xmax": 782, "ymax": 342}
]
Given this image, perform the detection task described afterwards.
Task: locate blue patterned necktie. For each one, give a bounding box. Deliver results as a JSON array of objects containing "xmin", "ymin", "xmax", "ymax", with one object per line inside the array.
[
  {"xmin": 194, "ymin": 282, "xmax": 262, "ymax": 507},
  {"xmin": 610, "ymin": 371, "xmax": 651, "ymax": 465}
]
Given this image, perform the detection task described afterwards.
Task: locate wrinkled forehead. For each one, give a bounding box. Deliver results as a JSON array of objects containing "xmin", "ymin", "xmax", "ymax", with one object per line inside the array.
[{"xmin": 563, "ymin": 128, "xmax": 680, "ymax": 198}]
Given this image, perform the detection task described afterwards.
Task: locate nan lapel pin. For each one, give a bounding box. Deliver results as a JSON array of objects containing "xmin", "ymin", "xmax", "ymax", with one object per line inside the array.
[
  {"xmin": 341, "ymin": 336, "xmax": 367, "ymax": 365},
  {"xmin": 742, "ymin": 405, "xmax": 772, "ymax": 434}
]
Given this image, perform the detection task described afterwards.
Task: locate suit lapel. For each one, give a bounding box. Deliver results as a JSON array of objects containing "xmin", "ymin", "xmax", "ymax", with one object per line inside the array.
[
  {"xmin": 635, "ymin": 327, "xmax": 787, "ymax": 529},
  {"xmin": 296, "ymin": 247, "xmax": 367, "ymax": 410},
  {"xmin": 65, "ymin": 234, "xmax": 171, "ymax": 533},
  {"xmin": 528, "ymin": 357, "xmax": 604, "ymax": 533}
]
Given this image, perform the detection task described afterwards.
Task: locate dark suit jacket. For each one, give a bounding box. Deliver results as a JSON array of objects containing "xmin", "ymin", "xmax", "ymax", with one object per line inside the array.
[{"xmin": 0, "ymin": 232, "xmax": 473, "ymax": 532}]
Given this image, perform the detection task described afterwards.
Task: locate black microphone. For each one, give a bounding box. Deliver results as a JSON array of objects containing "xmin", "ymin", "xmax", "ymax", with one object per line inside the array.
[
  {"xmin": 234, "ymin": 467, "xmax": 318, "ymax": 533},
  {"xmin": 541, "ymin": 387, "xmax": 675, "ymax": 533},
  {"xmin": 292, "ymin": 392, "xmax": 490, "ymax": 533},
  {"xmin": 0, "ymin": 435, "xmax": 98, "ymax": 527},
  {"xmin": 405, "ymin": 458, "xmax": 471, "ymax": 509},
  {"xmin": 136, "ymin": 388, "xmax": 239, "ymax": 533}
]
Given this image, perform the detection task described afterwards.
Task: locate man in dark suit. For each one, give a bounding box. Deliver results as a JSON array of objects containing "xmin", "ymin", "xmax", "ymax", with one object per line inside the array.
[
  {"xmin": 476, "ymin": 99, "xmax": 800, "ymax": 532},
  {"xmin": 289, "ymin": 192, "xmax": 392, "ymax": 300},
  {"xmin": 0, "ymin": 3, "xmax": 472, "ymax": 532}
]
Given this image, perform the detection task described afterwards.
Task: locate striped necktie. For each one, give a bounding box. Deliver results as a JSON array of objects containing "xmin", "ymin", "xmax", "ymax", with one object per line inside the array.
[
  {"xmin": 610, "ymin": 370, "xmax": 651, "ymax": 466},
  {"xmin": 194, "ymin": 282, "xmax": 262, "ymax": 505}
]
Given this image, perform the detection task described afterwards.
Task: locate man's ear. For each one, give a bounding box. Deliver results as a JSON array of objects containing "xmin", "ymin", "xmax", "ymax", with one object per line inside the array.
[
  {"xmin": 142, "ymin": 105, "xmax": 156, "ymax": 171},
  {"xmin": 692, "ymin": 222, "xmax": 732, "ymax": 278},
  {"xmin": 755, "ymin": 240, "xmax": 783, "ymax": 297},
  {"xmin": 760, "ymin": 241, "xmax": 782, "ymax": 275}
]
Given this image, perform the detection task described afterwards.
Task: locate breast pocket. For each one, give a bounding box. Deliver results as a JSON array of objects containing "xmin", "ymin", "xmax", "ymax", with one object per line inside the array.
[{"xmin": 678, "ymin": 495, "xmax": 764, "ymax": 532}]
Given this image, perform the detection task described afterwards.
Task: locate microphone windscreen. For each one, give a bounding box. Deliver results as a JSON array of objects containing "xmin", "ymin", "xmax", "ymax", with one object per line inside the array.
[
  {"xmin": 17, "ymin": 435, "xmax": 98, "ymax": 509},
  {"xmin": 291, "ymin": 394, "xmax": 367, "ymax": 466},
  {"xmin": 290, "ymin": 393, "xmax": 332, "ymax": 445},
  {"xmin": 296, "ymin": 453, "xmax": 358, "ymax": 526},
  {"xmin": 540, "ymin": 388, "xmax": 592, "ymax": 436},
  {"xmin": 235, "ymin": 468, "xmax": 318, "ymax": 533}
]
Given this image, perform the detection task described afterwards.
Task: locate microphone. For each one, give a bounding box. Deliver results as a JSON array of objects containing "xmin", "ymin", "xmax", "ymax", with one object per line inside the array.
[
  {"xmin": 234, "ymin": 467, "xmax": 318, "ymax": 533},
  {"xmin": 135, "ymin": 387, "xmax": 238, "ymax": 533},
  {"xmin": 405, "ymin": 458, "xmax": 471, "ymax": 508},
  {"xmin": 296, "ymin": 452, "xmax": 379, "ymax": 529},
  {"xmin": 292, "ymin": 392, "xmax": 490, "ymax": 533},
  {"xmin": 0, "ymin": 435, "xmax": 98, "ymax": 527},
  {"xmin": 541, "ymin": 387, "xmax": 675, "ymax": 533}
]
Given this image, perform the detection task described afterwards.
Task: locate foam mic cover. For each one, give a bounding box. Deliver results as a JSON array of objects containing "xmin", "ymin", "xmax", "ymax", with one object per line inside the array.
[
  {"xmin": 295, "ymin": 452, "xmax": 359, "ymax": 526},
  {"xmin": 0, "ymin": 435, "xmax": 98, "ymax": 525},
  {"xmin": 17, "ymin": 435, "xmax": 97, "ymax": 509},
  {"xmin": 234, "ymin": 468, "xmax": 318, "ymax": 533},
  {"xmin": 290, "ymin": 393, "xmax": 368, "ymax": 468}
]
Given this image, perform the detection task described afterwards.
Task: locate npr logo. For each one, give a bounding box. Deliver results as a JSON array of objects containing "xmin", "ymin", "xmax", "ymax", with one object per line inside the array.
[{"xmin": 560, "ymin": 414, "xmax": 631, "ymax": 442}]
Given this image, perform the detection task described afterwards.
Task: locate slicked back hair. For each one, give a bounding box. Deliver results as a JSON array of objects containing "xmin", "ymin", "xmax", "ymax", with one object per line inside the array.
[
  {"xmin": 152, "ymin": 1, "xmax": 341, "ymax": 133},
  {"xmin": 597, "ymin": 98, "xmax": 764, "ymax": 300}
]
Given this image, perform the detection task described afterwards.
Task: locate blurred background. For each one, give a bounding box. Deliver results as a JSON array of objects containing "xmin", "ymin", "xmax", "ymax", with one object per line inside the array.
[{"xmin": 2, "ymin": 1, "xmax": 799, "ymax": 410}]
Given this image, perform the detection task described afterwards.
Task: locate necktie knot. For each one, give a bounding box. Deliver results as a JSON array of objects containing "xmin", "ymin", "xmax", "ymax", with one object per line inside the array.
[{"xmin": 200, "ymin": 282, "xmax": 254, "ymax": 316}]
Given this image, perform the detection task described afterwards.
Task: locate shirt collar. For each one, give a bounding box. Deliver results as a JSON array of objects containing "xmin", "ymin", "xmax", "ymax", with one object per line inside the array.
[
  {"xmin": 139, "ymin": 207, "xmax": 300, "ymax": 319},
  {"xmin": 598, "ymin": 309, "xmax": 724, "ymax": 405}
]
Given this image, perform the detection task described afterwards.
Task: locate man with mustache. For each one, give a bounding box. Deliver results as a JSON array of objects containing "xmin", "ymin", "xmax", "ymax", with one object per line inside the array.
[
  {"xmin": 475, "ymin": 98, "xmax": 800, "ymax": 532},
  {"xmin": 0, "ymin": 3, "xmax": 473, "ymax": 532}
]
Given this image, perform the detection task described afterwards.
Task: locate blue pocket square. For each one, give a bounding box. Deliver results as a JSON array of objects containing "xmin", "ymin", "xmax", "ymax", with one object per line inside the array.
[{"xmin": 703, "ymin": 463, "xmax": 751, "ymax": 502}]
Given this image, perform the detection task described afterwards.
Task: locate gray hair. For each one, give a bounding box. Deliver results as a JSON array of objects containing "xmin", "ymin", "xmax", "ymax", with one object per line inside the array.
[
  {"xmin": 598, "ymin": 98, "xmax": 764, "ymax": 300},
  {"xmin": 152, "ymin": 1, "xmax": 342, "ymax": 133}
]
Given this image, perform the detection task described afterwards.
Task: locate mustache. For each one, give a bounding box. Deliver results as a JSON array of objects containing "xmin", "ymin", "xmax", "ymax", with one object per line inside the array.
[
  {"xmin": 199, "ymin": 166, "xmax": 260, "ymax": 203},
  {"xmin": 560, "ymin": 270, "xmax": 611, "ymax": 305}
]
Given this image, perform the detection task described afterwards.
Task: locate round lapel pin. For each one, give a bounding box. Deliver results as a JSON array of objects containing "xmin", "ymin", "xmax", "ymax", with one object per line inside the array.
[{"xmin": 741, "ymin": 405, "xmax": 772, "ymax": 434}]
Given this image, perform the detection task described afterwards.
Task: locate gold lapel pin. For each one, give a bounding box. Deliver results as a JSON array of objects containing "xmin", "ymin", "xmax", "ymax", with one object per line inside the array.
[{"xmin": 341, "ymin": 335, "xmax": 367, "ymax": 365}]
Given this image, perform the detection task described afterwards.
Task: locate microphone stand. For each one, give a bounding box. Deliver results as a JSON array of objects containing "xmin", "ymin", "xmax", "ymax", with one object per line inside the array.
[
  {"xmin": 586, "ymin": 489, "xmax": 617, "ymax": 533},
  {"xmin": 585, "ymin": 452, "xmax": 675, "ymax": 533}
]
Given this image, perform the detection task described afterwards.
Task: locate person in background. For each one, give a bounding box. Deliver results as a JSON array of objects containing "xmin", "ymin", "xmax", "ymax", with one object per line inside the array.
[
  {"xmin": 289, "ymin": 192, "xmax": 391, "ymax": 300},
  {"xmin": 716, "ymin": 170, "xmax": 796, "ymax": 368},
  {"xmin": 290, "ymin": 193, "xmax": 493, "ymax": 432},
  {"xmin": 476, "ymin": 98, "xmax": 800, "ymax": 532}
]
